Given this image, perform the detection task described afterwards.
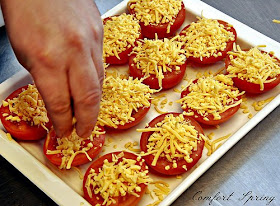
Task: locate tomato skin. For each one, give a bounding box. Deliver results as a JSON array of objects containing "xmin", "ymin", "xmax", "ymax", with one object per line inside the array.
[
  {"xmin": 43, "ymin": 127, "xmax": 105, "ymax": 167},
  {"xmin": 103, "ymin": 15, "xmax": 143, "ymax": 65},
  {"xmin": 0, "ymin": 85, "xmax": 52, "ymax": 141},
  {"xmin": 140, "ymin": 113, "xmax": 204, "ymax": 176},
  {"xmin": 83, "ymin": 151, "xmax": 148, "ymax": 206},
  {"xmin": 225, "ymin": 52, "xmax": 280, "ymax": 94},
  {"xmin": 129, "ymin": 54, "xmax": 187, "ymax": 90},
  {"xmin": 128, "ymin": 2, "xmax": 186, "ymax": 39},
  {"xmin": 180, "ymin": 20, "xmax": 237, "ymax": 64},
  {"xmin": 180, "ymin": 80, "xmax": 241, "ymax": 125}
]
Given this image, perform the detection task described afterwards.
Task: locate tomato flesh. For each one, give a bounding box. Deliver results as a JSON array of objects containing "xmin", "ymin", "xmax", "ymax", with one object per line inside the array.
[
  {"xmin": 180, "ymin": 80, "xmax": 241, "ymax": 125},
  {"xmin": 180, "ymin": 20, "xmax": 237, "ymax": 64},
  {"xmin": 0, "ymin": 85, "xmax": 52, "ymax": 141},
  {"xmin": 103, "ymin": 15, "xmax": 142, "ymax": 65},
  {"xmin": 129, "ymin": 54, "xmax": 187, "ymax": 90},
  {"xmin": 225, "ymin": 51, "xmax": 280, "ymax": 94},
  {"xmin": 43, "ymin": 127, "xmax": 105, "ymax": 167},
  {"xmin": 140, "ymin": 113, "xmax": 204, "ymax": 175},
  {"xmin": 83, "ymin": 151, "xmax": 148, "ymax": 206},
  {"xmin": 128, "ymin": 2, "xmax": 186, "ymax": 39}
]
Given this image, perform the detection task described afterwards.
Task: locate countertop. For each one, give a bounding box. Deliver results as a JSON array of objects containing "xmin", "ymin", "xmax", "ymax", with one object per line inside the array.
[{"xmin": 0, "ymin": 0, "xmax": 280, "ymax": 206}]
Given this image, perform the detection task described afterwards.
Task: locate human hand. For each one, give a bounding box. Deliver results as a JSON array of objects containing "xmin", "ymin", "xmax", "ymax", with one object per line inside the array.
[{"xmin": 1, "ymin": 0, "xmax": 104, "ymax": 138}]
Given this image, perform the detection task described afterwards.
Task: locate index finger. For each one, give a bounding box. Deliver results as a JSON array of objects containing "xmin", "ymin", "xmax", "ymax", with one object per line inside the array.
[
  {"xmin": 69, "ymin": 57, "xmax": 103, "ymax": 138},
  {"xmin": 31, "ymin": 66, "xmax": 73, "ymax": 138}
]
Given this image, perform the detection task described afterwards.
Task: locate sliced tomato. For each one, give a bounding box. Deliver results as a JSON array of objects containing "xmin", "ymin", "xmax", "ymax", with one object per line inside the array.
[
  {"xmin": 180, "ymin": 20, "xmax": 237, "ymax": 64},
  {"xmin": 225, "ymin": 51, "xmax": 280, "ymax": 94},
  {"xmin": 106, "ymin": 103, "xmax": 151, "ymax": 130},
  {"xmin": 128, "ymin": 2, "xmax": 185, "ymax": 39},
  {"xmin": 129, "ymin": 54, "xmax": 187, "ymax": 90},
  {"xmin": 180, "ymin": 80, "xmax": 241, "ymax": 125},
  {"xmin": 140, "ymin": 113, "xmax": 204, "ymax": 175},
  {"xmin": 43, "ymin": 127, "xmax": 105, "ymax": 167},
  {"xmin": 83, "ymin": 151, "xmax": 148, "ymax": 206},
  {"xmin": 0, "ymin": 85, "xmax": 52, "ymax": 141},
  {"xmin": 103, "ymin": 15, "xmax": 142, "ymax": 65}
]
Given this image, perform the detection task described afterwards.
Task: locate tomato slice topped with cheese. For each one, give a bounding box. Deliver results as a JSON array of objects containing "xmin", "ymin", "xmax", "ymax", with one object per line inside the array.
[
  {"xmin": 139, "ymin": 113, "xmax": 204, "ymax": 175},
  {"xmin": 97, "ymin": 76, "xmax": 154, "ymax": 130},
  {"xmin": 129, "ymin": 37, "xmax": 187, "ymax": 90},
  {"xmin": 112, "ymin": 104, "xmax": 151, "ymax": 130},
  {"xmin": 83, "ymin": 151, "xmax": 150, "ymax": 206},
  {"xmin": 178, "ymin": 75, "xmax": 244, "ymax": 125},
  {"xmin": 225, "ymin": 47, "xmax": 280, "ymax": 94},
  {"xmin": 43, "ymin": 126, "xmax": 105, "ymax": 169},
  {"xmin": 0, "ymin": 84, "xmax": 52, "ymax": 141},
  {"xmin": 103, "ymin": 14, "xmax": 142, "ymax": 65},
  {"xmin": 128, "ymin": 0, "xmax": 185, "ymax": 39},
  {"xmin": 179, "ymin": 18, "xmax": 237, "ymax": 64}
]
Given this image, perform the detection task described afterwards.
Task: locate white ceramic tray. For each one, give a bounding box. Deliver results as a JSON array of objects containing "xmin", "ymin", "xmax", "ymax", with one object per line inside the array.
[{"xmin": 1, "ymin": 0, "xmax": 280, "ymax": 205}]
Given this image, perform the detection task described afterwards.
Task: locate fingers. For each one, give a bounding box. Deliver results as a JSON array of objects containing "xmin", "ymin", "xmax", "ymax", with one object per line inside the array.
[
  {"xmin": 30, "ymin": 66, "xmax": 73, "ymax": 138},
  {"xmin": 91, "ymin": 45, "xmax": 104, "ymax": 90},
  {"xmin": 69, "ymin": 55, "xmax": 103, "ymax": 138}
]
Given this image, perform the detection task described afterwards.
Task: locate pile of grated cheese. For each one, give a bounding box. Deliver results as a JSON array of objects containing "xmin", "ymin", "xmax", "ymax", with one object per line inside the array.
[
  {"xmin": 103, "ymin": 13, "xmax": 141, "ymax": 60},
  {"xmin": 179, "ymin": 17, "xmax": 235, "ymax": 61},
  {"xmin": 131, "ymin": 36, "xmax": 186, "ymax": 88},
  {"xmin": 84, "ymin": 152, "xmax": 151, "ymax": 206},
  {"xmin": 128, "ymin": 0, "xmax": 182, "ymax": 33},
  {"xmin": 252, "ymin": 96, "xmax": 275, "ymax": 111},
  {"xmin": 2, "ymin": 84, "xmax": 49, "ymax": 130},
  {"xmin": 137, "ymin": 114, "xmax": 204, "ymax": 170},
  {"xmin": 147, "ymin": 181, "xmax": 170, "ymax": 206},
  {"xmin": 97, "ymin": 76, "xmax": 155, "ymax": 128},
  {"xmin": 227, "ymin": 46, "xmax": 280, "ymax": 91},
  {"xmin": 177, "ymin": 75, "xmax": 244, "ymax": 121},
  {"xmin": 46, "ymin": 126, "xmax": 105, "ymax": 169},
  {"xmin": 202, "ymin": 133, "xmax": 231, "ymax": 156}
]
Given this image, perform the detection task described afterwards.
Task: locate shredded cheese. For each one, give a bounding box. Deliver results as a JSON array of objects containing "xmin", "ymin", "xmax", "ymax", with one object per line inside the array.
[
  {"xmin": 137, "ymin": 114, "xmax": 204, "ymax": 168},
  {"xmin": 46, "ymin": 126, "xmax": 105, "ymax": 169},
  {"xmin": 128, "ymin": 0, "xmax": 182, "ymax": 33},
  {"xmin": 147, "ymin": 181, "xmax": 170, "ymax": 206},
  {"xmin": 6, "ymin": 133, "xmax": 13, "ymax": 141},
  {"xmin": 177, "ymin": 74, "xmax": 244, "ymax": 121},
  {"xmin": 273, "ymin": 19, "xmax": 280, "ymax": 24},
  {"xmin": 179, "ymin": 17, "xmax": 235, "ymax": 60},
  {"xmin": 84, "ymin": 152, "xmax": 151, "ymax": 206},
  {"xmin": 2, "ymin": 84, "xmax": 49, "ymax": 129},
  {"xmin": 202, "ymin": 133, "xmax": 231, "ymax": 156},
  {"xmin": 124, "ymin": 141, "xmax": 141, "ymax": 153},
  {"xmin": 227, "ymin": 46, "xmax": 280, "ymax": 91},
  {"xmin": 103, "ymin": 13, "xmax": 141, "ymax": 60},
  {"xmin": 131, "ymin": 36, "xmax": 186, "ymax": 88},
  {"xmin": 252, "ymin": 96, "xmax": 275, "ymax": 111},
  {"xmin": 97, "ymin": 76, "xmax": 155, "ymax": 128}
]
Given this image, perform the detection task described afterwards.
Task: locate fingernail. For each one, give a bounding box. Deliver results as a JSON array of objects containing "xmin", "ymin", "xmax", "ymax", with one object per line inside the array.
[{"xmin": 77, "ymin": 129, "xmax": 91, "ymax": 138}]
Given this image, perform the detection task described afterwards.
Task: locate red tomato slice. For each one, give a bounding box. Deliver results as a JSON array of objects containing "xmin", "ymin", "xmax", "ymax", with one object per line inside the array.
[
  {"xmin": 140, "ymin": 113, "xmax": 204, "ymax": 175},
  {"xmin": 106, "ymin": 103, "xmax": 151, "ymax": 130},
  {"xmin": 180, "ymin": 80, "xmax": 241, "ymax": 125},
  {"xmin": 128, "ymin": 2, "xmax": 186, "ymax": 39},
  {"xmin": 129, "ymin": 54, "xmax": 187, "ymax": 90},
  {"xmin": 0, "ymin": 85, "xmax": 52, "ymax": 141},
  {"xmin": 180, "ymin": 20, "xmax": 237, "ymax": 64},
  {"xmin": 225, "ymin": 51, "xmax": 280, "ymax": 94},
  {"xmin": 83, "ymin": 151, "xmax": 148, "ymax": 206},
  {"xmin": 103, "ymin": 15, "xmax": 143, "ymax": 65},
  {"xmin": 43, "ymin": 127, "xmax": 105, "ymax": 167}
]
